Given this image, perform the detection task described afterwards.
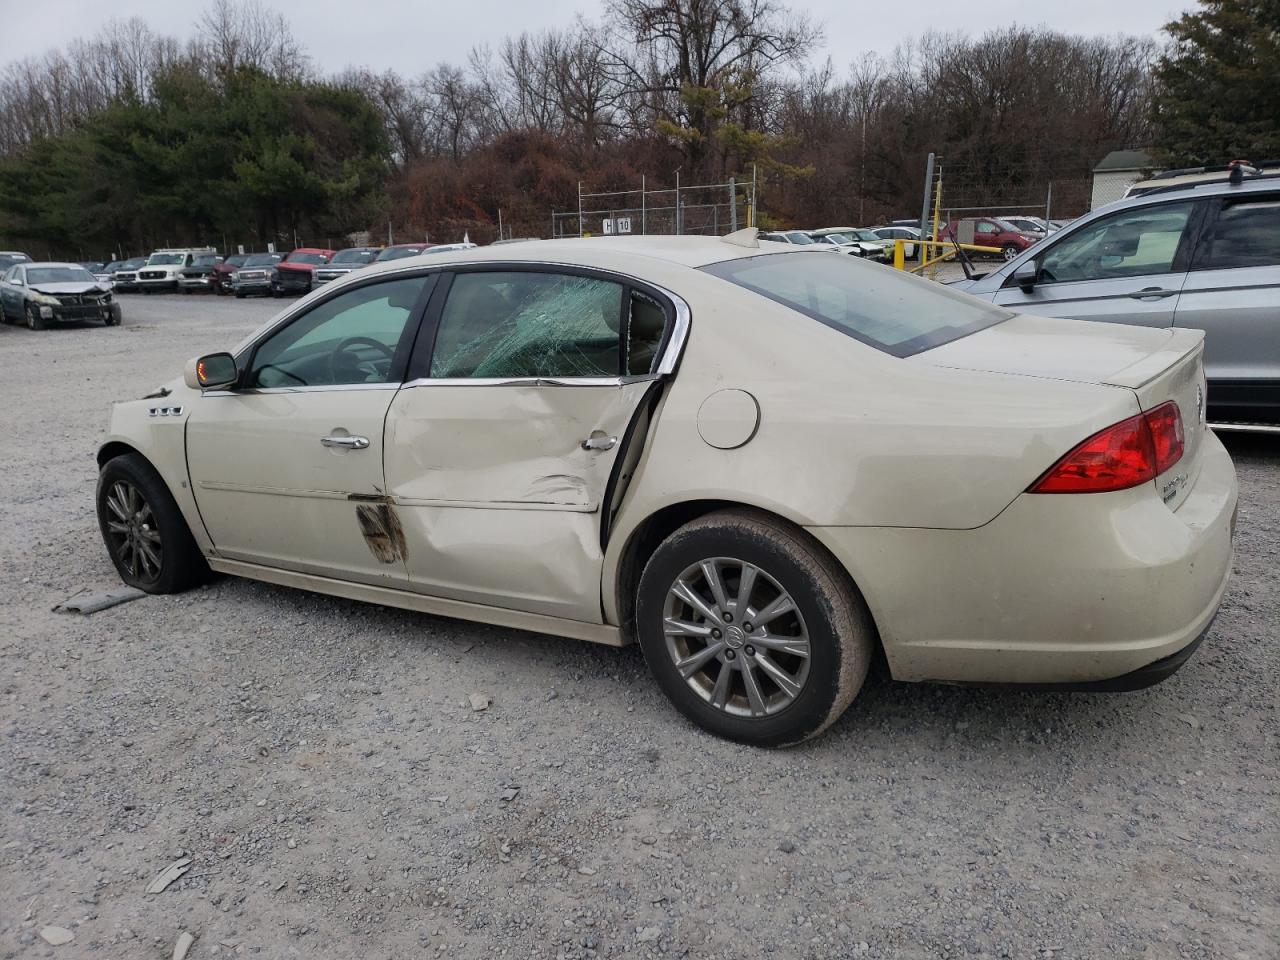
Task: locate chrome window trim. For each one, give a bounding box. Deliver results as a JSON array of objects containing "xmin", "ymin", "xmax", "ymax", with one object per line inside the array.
[
  {"xmin": 202, "ymin": 382, "xmax": 401, "ymax": 398},
  {"xmin": 228, "ymin": 259, "xmax": 691, "ymax": 383},
  {"xmin": 401, "ymin": 374, "xmax": 661, "ymax": 390}
]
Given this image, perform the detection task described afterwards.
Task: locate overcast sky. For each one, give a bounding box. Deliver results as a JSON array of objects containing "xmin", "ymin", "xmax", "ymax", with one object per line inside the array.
[{"xmin": 4, "ymin": 0, "xmax": 1192, "ymax": 76}]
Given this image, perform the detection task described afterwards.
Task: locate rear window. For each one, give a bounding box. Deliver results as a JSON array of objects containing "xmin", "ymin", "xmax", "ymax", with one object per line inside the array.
[{"xmin": 700, "ymin": 253, "xmax": 1012, "ymax": 357}]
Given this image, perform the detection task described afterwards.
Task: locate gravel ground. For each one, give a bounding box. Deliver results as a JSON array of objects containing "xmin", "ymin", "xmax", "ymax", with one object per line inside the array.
[{"xmin": 1, "ymin": 293, "xmax": 1277, "ymax": 960}]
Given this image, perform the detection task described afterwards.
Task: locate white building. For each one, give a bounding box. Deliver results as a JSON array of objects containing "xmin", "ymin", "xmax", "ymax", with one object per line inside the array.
[{"xmin": 1090, "ymin": 149, "xmax": 1154, "ymax": 209}]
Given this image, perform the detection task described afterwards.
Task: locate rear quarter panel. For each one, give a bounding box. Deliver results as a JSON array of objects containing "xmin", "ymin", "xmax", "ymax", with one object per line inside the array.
[{"xmin": 602, "ymin": 269, "xmax": 1139, "ymax": 623}]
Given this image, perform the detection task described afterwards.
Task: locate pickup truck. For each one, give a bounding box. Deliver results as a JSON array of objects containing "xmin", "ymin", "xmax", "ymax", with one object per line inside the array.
[{"xmin": 272, "ymin": 248, "xmax": 336, "ymax": 296}]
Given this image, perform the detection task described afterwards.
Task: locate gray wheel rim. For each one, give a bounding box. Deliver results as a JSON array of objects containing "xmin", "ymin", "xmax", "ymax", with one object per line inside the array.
[
  {"xmin": 662, "ymin": 557, "xmax": 811, "ymax": 718},
  {"xmin": 104, "ymin": 480, "xmax": 162, "ymax": 582},
  {"xmin": 1003, "ymin": 246, "xmax": 1018, "ymax": 261}
]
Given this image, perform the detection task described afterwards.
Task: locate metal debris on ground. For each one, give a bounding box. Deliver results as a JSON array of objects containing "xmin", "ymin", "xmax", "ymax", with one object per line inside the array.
[
  {"xmin": 53, "ymin": 587, "xmax": 146, "ymax": 615},
  {"xmin": 145, "ymin": 856, "xmax": 192, "ymax": 894}
]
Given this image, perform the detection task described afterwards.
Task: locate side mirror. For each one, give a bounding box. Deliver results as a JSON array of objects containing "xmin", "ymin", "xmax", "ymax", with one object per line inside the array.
[
  {"xmin": 1012, "ymin": 260, "xmax": 1038, "ymax": 291},
  {"xmin": 184, "ymin": 352, "xmax": 238, "ymax": 391}
]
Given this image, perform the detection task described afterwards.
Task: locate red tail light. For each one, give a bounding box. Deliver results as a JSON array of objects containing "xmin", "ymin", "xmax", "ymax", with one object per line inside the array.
[{"xmin": 1030, "ymin": 402, "xmax": 1184, "ymax": 494}]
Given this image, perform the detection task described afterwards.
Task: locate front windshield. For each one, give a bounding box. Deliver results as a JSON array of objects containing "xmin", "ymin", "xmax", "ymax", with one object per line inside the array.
[
  {"xmin": 700, "ymin": 252, "xmax": 1012, "ymax": 358},
  {"xmin": 121, "ymin": 259, "xmax": 145, "ymax": 269},
  {"xmin": 28, "ymin": 266, "xmax": 97, "ymax": 285},
  {"xmin": 823, "ymin": 235, "xmax": 852, "ymax": 245},
  {"xmin": 102, "ymin": 261, "xmax": 124, "ymax": 272},
  {"xmin": 852, "ymin": 229, "xmax": 881, "ymax": 241},
  {"xmin": 243, "ymin": 254, "xmax": 280, "ymax": 267},
  {"xmin": 332, "ymin": 249, "xmax": 376, "ymax": 264},
  {"xmin": 285, "ymin": 252, "xmax": 327, "ymax": 265},
  {"xmin": 784, "ymin": 232, "xmax": 815, "ymax": 245},
  {"xmin": 375, "ymin": 246, "xmax": 425, "ymax": 261},
  {"xmin": 989, "ymin": 219, "xmax": 1021, "ymax": 233},
  {"xmin": 192, "ymin": 256, "xmax": 219, "ymax": 267},
  {"xmin": 147, "ymin": 253, "xmax": 185, "ymax": 265},
  {"xmin": 225, "ymin": 255, "xmax": 248, "ymax": 268}
]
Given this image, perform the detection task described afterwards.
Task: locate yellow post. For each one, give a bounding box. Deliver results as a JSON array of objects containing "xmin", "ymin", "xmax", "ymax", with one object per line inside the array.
[{"xmin": 893, "ymin": 240, "xmax": 905, "ymax": 270}]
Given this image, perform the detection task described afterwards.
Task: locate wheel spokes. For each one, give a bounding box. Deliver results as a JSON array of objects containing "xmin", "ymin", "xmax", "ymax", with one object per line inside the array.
[
  {"xmin": 675, "ymin": 641, "xmax": 726, "ymax": 679},
  {"xmin": 663, "ymin": 556, "xmax": 811, "ymax": 719},
  {"xmin": 753, "ymin": 651, "xmax": 803, "ymax": 700}
]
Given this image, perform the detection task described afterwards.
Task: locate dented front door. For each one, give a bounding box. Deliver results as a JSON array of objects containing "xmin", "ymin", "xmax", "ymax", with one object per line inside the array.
[
  {"xmin": 384, "ymin": 380, "xmax": 653, "ymax": 622},
  {"xmin": 186, "ymin": 388, "xmax": 408, "ymax": 585}
]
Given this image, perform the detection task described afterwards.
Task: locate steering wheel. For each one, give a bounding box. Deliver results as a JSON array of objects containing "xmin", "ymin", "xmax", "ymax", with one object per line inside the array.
[{"xmin": 329, "ymin": 336, "xmax": 395, "ymax": 382}]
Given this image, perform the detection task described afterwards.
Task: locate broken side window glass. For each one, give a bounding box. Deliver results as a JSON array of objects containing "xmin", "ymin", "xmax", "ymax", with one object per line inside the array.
[{"xmin": 431, "ymin": 271, "xmax": 623, "ymax": 378}]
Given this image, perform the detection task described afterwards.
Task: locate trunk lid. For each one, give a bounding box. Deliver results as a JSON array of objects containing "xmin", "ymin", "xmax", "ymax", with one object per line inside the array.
[{"xmin": 918, "ymin": 314, "xmax": 1209, "ymax": 512}]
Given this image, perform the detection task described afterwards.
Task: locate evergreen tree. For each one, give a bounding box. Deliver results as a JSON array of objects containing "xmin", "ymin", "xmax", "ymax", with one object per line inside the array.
[{"xmin": 1152, "ymin": 0, "xmax": 1280, "ymax": 165}]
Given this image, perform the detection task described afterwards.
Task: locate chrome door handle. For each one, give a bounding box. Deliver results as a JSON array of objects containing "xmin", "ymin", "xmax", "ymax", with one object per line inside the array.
[
  {"xmin": 1127, "ymin": 287, "xmax": 1178, "ymax": 300},
  {"xmin": 321, "ymin": 435, "xmax": 370, "ymax": 449},
  {"xmin": 581, "ymin": 435, "xmax": 618, "ymax": 451}
]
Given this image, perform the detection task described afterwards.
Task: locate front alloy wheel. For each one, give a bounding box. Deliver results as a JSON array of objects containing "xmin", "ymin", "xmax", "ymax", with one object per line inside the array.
[
  {"xmin": 1002, "ymin": 244, "xmax": 1021, "ymax": 261},
  {"xmin": 96, "ymin": 452, "xmax": 209, "ymax": 594},
  {"xmin": 102, "ymin": 480, "xmax": 163, "ymax": 585}
]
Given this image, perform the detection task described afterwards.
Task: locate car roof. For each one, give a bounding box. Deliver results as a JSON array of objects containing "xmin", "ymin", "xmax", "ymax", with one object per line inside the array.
[
  {"xmin": 20, "ymin": 261, "xmax": 89, "ymax": 269},
  {"xmin": 329, "ymin": 235, "xmax": 826, "ymax": 294}
]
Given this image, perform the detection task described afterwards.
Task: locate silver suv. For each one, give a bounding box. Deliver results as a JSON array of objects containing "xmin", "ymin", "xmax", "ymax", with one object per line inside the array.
[{"xmin": 951, "ymin": 168, "xmax": 1280, "ymax": 424}]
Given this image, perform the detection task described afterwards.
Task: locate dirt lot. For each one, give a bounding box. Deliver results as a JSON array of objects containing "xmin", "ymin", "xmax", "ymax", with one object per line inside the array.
[{"xmin": 1, "ymin": 293, "xmax": 1277, "ymax": 960}]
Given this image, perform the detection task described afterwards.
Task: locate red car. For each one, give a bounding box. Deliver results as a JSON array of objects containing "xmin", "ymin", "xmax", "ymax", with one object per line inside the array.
[
  {"xmin": 211, "ymin": 254, "xmax": 249, "ymax": 294},
  {"xmin": 272, "ymin": 247, "xmax": 336, "ymax": 296},
  {"xmin": 939, "ymin": 218, "xmax": 1041, "ymax": 261}
]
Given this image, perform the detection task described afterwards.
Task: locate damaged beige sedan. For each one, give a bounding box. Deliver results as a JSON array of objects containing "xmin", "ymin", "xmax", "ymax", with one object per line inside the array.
[{"xmin": 96, "ymin": 230, "xmax": 1237, "ymax": 745}]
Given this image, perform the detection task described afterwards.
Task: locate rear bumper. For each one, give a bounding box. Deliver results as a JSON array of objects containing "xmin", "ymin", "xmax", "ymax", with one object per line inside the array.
[{"xmin": 808, "ymin": 428, "xmax": 1237, "ymax": 685}]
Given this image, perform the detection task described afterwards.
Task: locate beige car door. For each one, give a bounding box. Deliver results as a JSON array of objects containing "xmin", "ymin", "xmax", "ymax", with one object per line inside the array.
[
  {"xmin": 185, "ymin": 273, "xmax": 436, "ymax": 583},
  {"xmin": 384, "ymin": 268, "xmax": 679, "ymax": 624}
]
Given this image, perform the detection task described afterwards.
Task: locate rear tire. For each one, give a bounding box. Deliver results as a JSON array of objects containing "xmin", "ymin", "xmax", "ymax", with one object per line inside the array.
[
  {"xmin": 97, "ymin": 453, "xmax": 209, "ymax": 594},
  {"xmin": 635, "ymin": 509, "xmax": 875, "ymax": 747}
]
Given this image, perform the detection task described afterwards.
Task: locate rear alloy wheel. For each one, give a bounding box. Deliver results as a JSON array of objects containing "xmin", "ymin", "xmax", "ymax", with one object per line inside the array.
[
  {"xmin": 97, "ymin": 453, "xmax": 209, "ymax": 593},
  {"xmin": 25, "ymin": 303, "xmax": 45, "ymax": 330},
  {"xmin": 636, "ymin": 510, "xmax": 875, "ymax": 746},
  {"xmin": 1002, "ymin": 244, "xmax": 1021, "ymax": 261}
]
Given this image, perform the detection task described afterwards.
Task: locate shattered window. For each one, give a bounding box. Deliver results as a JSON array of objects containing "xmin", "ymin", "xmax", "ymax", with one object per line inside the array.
[{"xmin": 431, "ymin": 271, "xmax": 623, "ymax": 378}]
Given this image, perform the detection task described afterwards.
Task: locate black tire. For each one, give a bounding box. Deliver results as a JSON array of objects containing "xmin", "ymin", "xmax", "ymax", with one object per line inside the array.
[
  {"xmin": 26, "ymin": 303, "xmax": 45, "ymax": 330},
  {"xmin": 97, "ymin": 453, "xmax": 209, "ymax": 594},
  {"xmin": 635, "ymin": 509, "xmax": 875, "ymax": 747},
  {"xmin": 234, "ymin": 290, "xmax": 246, "ymax": 299}
]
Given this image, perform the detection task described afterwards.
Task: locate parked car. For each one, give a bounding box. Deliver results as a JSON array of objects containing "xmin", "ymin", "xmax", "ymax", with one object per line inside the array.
[
  {"xmin": 230, "ymin": 253, "xmax": 284, "ymax": 298},
  {"xmin": 178, "ymin": 253, "xmax": 224, "ymax": 293},
  {"xmin": 110, "ymin": 258, "xmax": 147, "ymax": 293},
  {"xmin": 78, "ymin": 261, "xmax": 107, "ymax": 274},
  {"xmin": 1002, "ymin": 216, "xmax": 1050, "ymax": 237},
  {"xmin": 139, "ymin": 248, "xmax": 217, "ymax": 293},
  {"xmin": 270, "ymin": 248, "xmax": 335, "ymax": 296},
  {"xmin": 758, "ymin": 230, "xmax": 818, "ymax": 246},
  {"xmin": 373, "ymin": 243, "xmax": 437, "ymax": 263},
  {"xmin": 212, "ymin": 254, "xmax": 249, "ymax": 294},
  {"xmin": 421, "ymin": 242, "xmax": 478, "ymax": 256},
  {"xmin": 0, "ymin": 251, "xmax": 32, "ymax": 273},
  {"xmin": 93, "ymin": 231, "xmax": 1235, "ymax": 746},
  {"xmin": 95, "ymin": 260, "xmax": 127, "ymax": 285},
  {"xmin": 314, "ymin": 247, "xmax": 380, "ymax": 285},
  {"xmin": 871, "ymin": 225, "xmax": 921, "ymax": 259},
  {"xmin": 809, "ymin": 227, "xmax": 891, "ymax": 261},
  {"xmin": 1, "ymin": 261, "xmax": 121, "ymax": 328},
  {"xmin": 950, "ymin": 171, "xmax": 1280, "ymax": 423},
  {"xmin": 939, "ymin": 218, "xmax": 1041, "ymax": 261}
]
